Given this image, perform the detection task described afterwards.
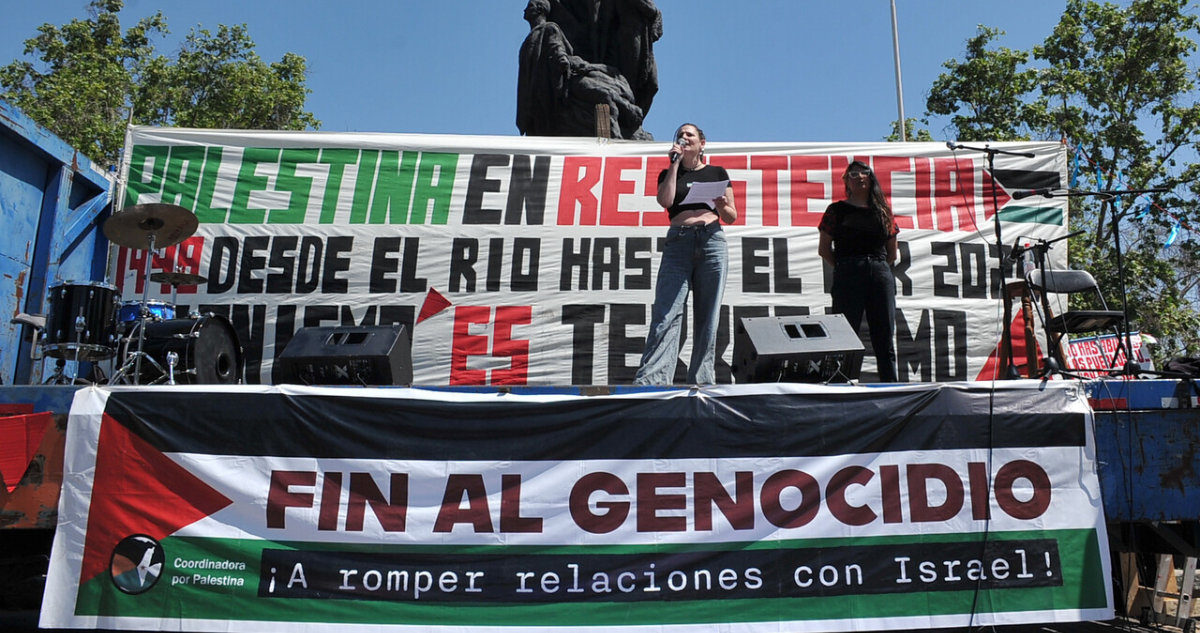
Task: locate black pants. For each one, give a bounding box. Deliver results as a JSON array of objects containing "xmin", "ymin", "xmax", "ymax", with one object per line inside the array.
[{"xmin": 832, "ymin": 255, "xmax": 898, "ymax": 382}]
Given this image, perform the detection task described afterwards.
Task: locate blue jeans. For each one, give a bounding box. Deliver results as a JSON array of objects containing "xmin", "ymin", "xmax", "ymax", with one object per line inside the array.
[
  {"xmin": 832, "ymin": 255, "xmax": 899, "ymax": 382},
  {"xmin": 634, "ymin": 223, "xmax": 728, "ymax": 385}
]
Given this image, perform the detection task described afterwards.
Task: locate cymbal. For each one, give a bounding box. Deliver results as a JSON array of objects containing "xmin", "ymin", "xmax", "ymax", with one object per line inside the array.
[
  {"xmin": 103, "ymin": 203, "xmax": 198, "ymax": 249},
  {"xmin": 149, "ymin": 271, "xmax": 208, "ymax": 286}
]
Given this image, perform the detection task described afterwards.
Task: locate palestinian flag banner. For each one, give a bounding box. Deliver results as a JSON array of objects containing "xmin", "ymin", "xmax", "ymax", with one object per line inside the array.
[
  {"xmin": 115, "ymin": 129, "xmax": 1068, "ymax": 385},
  {"xmin": 43, "ymin": 382, "xmax": 1112, "ymax": 631}
]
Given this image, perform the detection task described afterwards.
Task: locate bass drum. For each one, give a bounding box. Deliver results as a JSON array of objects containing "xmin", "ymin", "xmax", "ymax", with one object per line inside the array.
[{"xmin": 125, "ymin": 314, "xmax": 243, "ymax": 385}]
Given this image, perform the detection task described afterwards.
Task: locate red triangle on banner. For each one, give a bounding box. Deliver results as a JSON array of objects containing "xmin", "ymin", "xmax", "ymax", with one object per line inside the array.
[
  {"xmin": 0, "ymin": 412, "xmax": 51, "ymax": 493},
  {"xmin": 417, "ymin": 287, "xmax": 453, "ymax": 324},
  {"xmin": 982, "ymin": 170, "xmax": 1014, "ymax": 220},
  {"xmin": 78, "ymin": 413, "xmax": 233, "ymax": 585},
  {"xmin": 976, "ymin": 308, "xmax": 1042, "ymax": 380}
]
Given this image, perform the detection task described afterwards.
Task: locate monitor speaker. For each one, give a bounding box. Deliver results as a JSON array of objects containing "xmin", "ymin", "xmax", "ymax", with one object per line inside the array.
[
  {"xmin": 277, "ymin": 324, "xmax": 412, "ymax": 386},
  {"xmin": 733, "ymin": 314, "xmax": 864, "ymax": 383}
]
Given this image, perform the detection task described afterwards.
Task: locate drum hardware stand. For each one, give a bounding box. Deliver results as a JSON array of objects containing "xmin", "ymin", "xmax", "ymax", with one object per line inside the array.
[
  {"xmin": 167, "ymin": 352, "xmax": 179, "ymax": 385},
  {"xmin": 36, "ymin": 317, "xmax": 88, "ymax": 385},
  {"xmin": 133, "ymin": 233, "xmax": 157, "ymax": 382},
  {"xmin": 111, "ymin": 351, "xmax": 168, "ymax": 385},
  {"xmin": 70, "ymin": 315, "xmax": 87, "ymax": 383},
  {"xmin": 44, "ymin": 358, "xmax": 71, "ymax": 385},
  {"xmin": 32, "ymin": 312, "xmax": 88, "ymax": 385},
  {"xmin": 165, "ymin": 267, "xmax": 185, "ymax": 305},
  {"xmin": 102, "ymin": 202, "xmax": 199, "ymax": 386},
  {"xmin": 109, "ymin": 233, "xmax": 160, "ymax": 385},
  {"xmin": 147, "ymin": 268, "xmax": 209, "ymax": 316},
  {"xmin": 111, "ymin": 325, "xmax": 203, "ymax": 385}
]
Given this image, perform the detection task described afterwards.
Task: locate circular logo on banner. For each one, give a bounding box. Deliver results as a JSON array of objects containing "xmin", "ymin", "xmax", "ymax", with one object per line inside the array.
[{"xmin": 109, "ymin": 534, "xmax": 165, "ymax": 595}]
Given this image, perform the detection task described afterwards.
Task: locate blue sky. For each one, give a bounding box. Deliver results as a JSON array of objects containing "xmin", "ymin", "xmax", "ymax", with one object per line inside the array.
[{"xmin": 1, "ymin": 1, "xmax": 1069, "ymax": 144}]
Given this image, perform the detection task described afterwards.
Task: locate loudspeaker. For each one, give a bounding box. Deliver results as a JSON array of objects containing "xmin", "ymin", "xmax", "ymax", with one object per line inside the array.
[
  {"xmin": 733, "ymin": 314, "xmax": 864, "ymax": 384},
  {"xmin": 277, "ymin": 324, "xmax": 413, "ymax": 386}
]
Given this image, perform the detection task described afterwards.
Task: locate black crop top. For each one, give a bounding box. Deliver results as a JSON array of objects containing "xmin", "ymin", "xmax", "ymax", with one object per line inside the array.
[{"xmin": 657, "ymin": 164, "xmax": 731, "ymax": 220}]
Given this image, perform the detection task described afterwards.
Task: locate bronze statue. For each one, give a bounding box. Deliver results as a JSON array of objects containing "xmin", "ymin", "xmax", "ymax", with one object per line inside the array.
[{"xmin": 517, "ymin": 0, "xmax": 661, "ymax": 140}]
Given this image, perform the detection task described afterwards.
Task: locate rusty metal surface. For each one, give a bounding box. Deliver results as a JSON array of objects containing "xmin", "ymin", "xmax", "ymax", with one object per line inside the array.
[
  {"xmin": 0, "ymin": 386, "xmax": 78, "ymax": 530},
  {"xmin": 1095, "ymin": 408, "xmax": 1200, "ymax": 522},
  {"xmin": 0, "ymin": 411, "xmax": 65, "ymax": 529}
]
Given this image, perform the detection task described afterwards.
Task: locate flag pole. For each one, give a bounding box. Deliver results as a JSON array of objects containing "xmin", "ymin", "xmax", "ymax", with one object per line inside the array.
[{"xmin": 890, "ymin": 0, "xmax": 907, "ymax": 141}]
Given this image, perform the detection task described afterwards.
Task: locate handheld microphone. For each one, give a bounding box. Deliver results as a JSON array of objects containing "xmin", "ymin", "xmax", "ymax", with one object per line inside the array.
[
  {"xmin": 670, "ymin": 125, "xmax": 687, "ymax": 164},
  {"xmin": 1011, "ymin": 188, "xmax": 1054, "ymax": 200},
  {"xmin": 670, "ymin": 135, "xmax": 685, "ymax": 164}
]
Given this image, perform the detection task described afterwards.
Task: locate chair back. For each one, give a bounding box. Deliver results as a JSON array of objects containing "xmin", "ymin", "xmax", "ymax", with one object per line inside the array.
[
  {"xmin": 1026, "ymin": 269, "xmax": 1101, "ymax": 295},
  {"xmin": 1022, "ymin": 268, "xmax": 1126, "ymax": 374}
]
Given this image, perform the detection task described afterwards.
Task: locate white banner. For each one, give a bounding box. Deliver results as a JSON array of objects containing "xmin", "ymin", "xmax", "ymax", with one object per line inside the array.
[
  {"xmin": 41, "ymin": 382, "xmax": 1112, "ymax": 631},
  {"xmin": 115, "ymin": 129, "xmax": 1069, "ymax": 385}
]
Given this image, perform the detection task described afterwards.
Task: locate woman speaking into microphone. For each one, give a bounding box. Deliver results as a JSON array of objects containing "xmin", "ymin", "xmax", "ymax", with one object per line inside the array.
[{"xmin": 634, "ymin": 123, "xmax": 737, "ymax": 385}]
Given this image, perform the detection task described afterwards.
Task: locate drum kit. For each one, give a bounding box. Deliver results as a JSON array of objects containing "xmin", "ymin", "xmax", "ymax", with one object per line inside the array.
[{"xmin": 21, "ymin": 203, "xmax": 242, "ymax": 386}]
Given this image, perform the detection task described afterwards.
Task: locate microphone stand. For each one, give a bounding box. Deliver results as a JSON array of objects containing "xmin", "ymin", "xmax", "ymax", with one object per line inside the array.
[
  {"xmin": 1035, "ymin": 188, "xmax": 1167, "ymax": 376},
  {"xmin": 948, "ymin": 143, "xmax": 1036, "ymax": 379}
]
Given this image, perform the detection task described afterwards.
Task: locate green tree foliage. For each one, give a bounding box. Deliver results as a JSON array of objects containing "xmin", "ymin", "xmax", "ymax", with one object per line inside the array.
[
  {"xmin": 0, "ymin": 0, "xmax": 319, "ymax": 167},
  {"xmin": 927, "ymin": 26, "xmax": 1051, "ymax": 142},
  {"xmin": 135, "ymin": 24, "xmax": 319, "ymax": 131},
  {"xmin": 886, "ymin": 117, "xmax": 934, "ymax": 142},
  {"xmin": 924, "ymin": 0, "xmax": 1200, "ymax": 360},
  {"xmin": 0, "ymin": 0, "xmax": 162, "ymax": 166}
]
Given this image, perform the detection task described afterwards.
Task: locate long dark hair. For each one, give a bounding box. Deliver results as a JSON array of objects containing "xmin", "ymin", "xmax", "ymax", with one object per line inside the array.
[{"xmin": 843, "ymin": 160, "xmax": 893, "ymax": 232}]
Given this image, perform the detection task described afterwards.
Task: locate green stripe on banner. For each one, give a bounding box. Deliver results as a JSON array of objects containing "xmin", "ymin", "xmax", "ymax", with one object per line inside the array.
[
  {"xmin": 73, "ymin": 529, "xmax": 1108, "ymax": 627},
  {"xmin": 999, "ymin": 205, "xmax": 1065, "ymax": 226}
]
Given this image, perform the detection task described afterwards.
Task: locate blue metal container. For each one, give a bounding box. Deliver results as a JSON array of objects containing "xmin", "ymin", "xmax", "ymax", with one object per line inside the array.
[{"xmin": 0, "ymin": 101, "xmax": 113, "ymax": 386}]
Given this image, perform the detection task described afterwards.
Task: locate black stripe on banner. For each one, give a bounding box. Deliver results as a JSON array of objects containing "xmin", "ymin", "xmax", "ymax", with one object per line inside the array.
[{"xmin": 102, "ymin": 385, "xmax": 1085, "ymax": 460}]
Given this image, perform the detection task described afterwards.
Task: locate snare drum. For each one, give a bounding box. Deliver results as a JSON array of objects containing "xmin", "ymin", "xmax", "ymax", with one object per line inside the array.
[
  {"xmin": 117, "ymin": 300, "xmax": 176, "ymax": 333},
  {"xmin": 123, "ymin": 314, "xmax": 243, "ymax": 384},
  {"xmin": 41, "ymin": 281, "xmax": 120, "ymax": 361}
]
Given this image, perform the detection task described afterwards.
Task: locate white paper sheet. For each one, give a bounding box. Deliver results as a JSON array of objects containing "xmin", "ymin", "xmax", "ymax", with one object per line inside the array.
[{"xmin": 682, "ymin": 180, "xmax": 730, "ymax": 208}]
